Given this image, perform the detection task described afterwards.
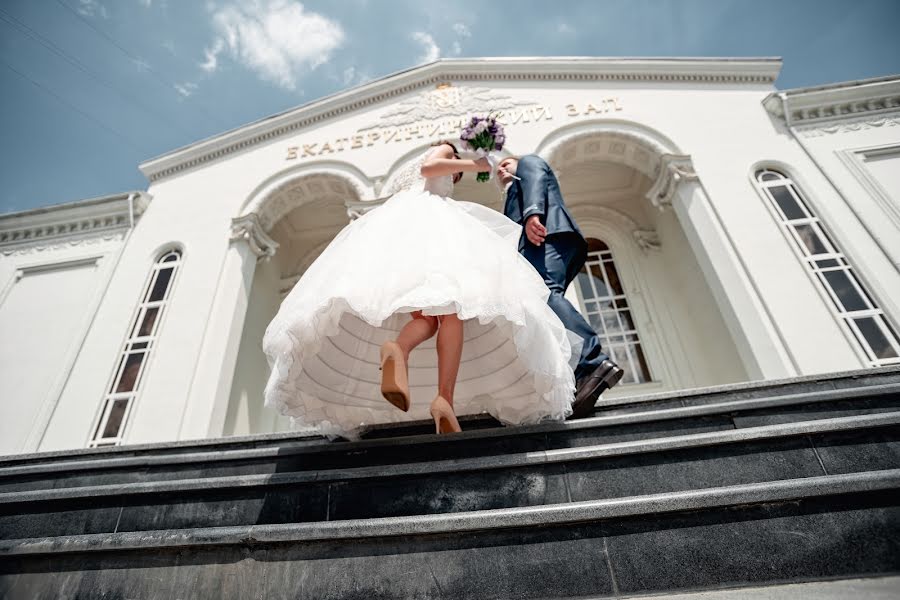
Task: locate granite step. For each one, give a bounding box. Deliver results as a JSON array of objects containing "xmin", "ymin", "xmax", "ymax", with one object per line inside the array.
[
  {"xmin": 2, "ymin": 381, "xmax": 898, "ymax": 494},
  {"xmin": 2, "ymin": 366, "xmax": 895, "ymax": 473},
  {"xmin": 1, "ymin": 413, "xmax": 897, "ymax": 541},
  {"xmin": 2, "ymin": 469, "xmax": 898, "ymax": 599}
]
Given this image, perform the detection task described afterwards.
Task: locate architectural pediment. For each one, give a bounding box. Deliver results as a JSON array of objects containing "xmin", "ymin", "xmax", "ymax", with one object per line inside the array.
[{"xmin": 139, "ymin": 57, "xmax": 782, "ymax": 184}]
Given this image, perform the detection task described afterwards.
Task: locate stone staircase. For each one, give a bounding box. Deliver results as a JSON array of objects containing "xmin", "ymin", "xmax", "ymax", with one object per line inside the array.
[{"xmin": 1, "ymin": 367, "xmax": 899, "ymax": 599}]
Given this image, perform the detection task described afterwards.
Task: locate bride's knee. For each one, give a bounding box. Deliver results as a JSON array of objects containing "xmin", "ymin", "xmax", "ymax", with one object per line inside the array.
[{"xmin": 412, "ymin": 311, "xmax": 438, "ymax": 328}]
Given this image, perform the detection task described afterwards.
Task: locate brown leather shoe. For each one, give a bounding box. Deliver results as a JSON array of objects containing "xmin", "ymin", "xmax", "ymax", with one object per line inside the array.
[{"xmin": 569, "ymin": 360, "xmax": 624, "ymax": 419}]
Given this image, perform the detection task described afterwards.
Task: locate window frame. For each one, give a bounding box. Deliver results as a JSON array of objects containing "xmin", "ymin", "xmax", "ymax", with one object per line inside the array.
[
  {"xmin": 572, "ymin": 238, "xmax": 654, "ymax": 385},
  {"xmin": 88, "ymin": 248, "xmax": 183, "ymax": 447},
  {"xmin": 753, "ymin": 168, "xmax": 900, "ymax": 367}
]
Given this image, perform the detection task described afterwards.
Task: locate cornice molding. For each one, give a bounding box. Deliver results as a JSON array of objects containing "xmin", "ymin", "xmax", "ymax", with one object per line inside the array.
[
  {"xmin": 763, "ymin": 75, "xmax": 900, "ymax": 127},
  {"xmin": 139, "ymin": 57, "xmax": 781, "ymax": 184},
  {"xmin": 0, "ymin": 193, "xmax": 149, "ymax": 256}
]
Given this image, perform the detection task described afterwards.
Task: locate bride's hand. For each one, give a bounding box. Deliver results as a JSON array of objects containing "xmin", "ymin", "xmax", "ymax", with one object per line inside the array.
[{"xmin": 474, "ymin": 157, "xmax": 491, "ymax": 171}]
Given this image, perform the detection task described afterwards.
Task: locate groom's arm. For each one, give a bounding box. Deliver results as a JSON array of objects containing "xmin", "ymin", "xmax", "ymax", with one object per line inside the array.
[{"xmin": 518, "ymin": 155, "xmax": 549, "ymax": 223}]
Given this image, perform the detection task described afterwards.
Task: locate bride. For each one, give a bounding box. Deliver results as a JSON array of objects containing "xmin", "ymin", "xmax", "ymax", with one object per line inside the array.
[{"xmin": 263, "ymin": 140, "xmax": 578, "ymax": 438}]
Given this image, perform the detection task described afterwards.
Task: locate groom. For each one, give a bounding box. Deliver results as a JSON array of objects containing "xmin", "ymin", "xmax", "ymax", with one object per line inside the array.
[{"xmin": 498, "ymin": 155, "xmax": 623, "ymax": 418}]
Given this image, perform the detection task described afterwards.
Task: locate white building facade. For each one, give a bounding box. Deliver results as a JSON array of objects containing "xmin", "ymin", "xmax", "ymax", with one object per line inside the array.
[{"xmin": 2, "ymin": 58, "xmax": 899, "ymax": 456}]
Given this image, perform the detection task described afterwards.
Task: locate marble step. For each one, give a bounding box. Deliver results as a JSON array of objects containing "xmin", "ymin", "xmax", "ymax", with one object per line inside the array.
[
  {"xmin": 2, "ymin": 380, "xmax": 898, "ymax": 494},
  {"xmin": 2, "ymin": 366, "xmax": 896, "ymax": 472},
  {"xmin": 2, "ymin": 469, "xmax": 898, "ymax": 599},
  {"xmin": 1, "ymin": 413, "xmax": 897, "ymax": 541}
]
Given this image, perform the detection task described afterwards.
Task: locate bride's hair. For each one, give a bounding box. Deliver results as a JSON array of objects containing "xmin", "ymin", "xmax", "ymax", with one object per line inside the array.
[
  {"xmin": 431, "ymin": 139, "xmax": 463, "ymax": 183},
  {"xmin": 431, "ymin": 139, "xmax": 460, "ymax": 158}
]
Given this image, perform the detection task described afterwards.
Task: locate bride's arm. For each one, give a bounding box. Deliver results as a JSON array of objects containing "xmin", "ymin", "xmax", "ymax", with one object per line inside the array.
[{"xmin": 420, "ymin": 144, "xmax": 490, "ymax": 178}]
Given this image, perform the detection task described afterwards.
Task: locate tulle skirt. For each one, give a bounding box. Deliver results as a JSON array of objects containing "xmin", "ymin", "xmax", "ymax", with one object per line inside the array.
[{"xmin": 262, "ymin": 188, "xmax": 579, "ymax": 438}]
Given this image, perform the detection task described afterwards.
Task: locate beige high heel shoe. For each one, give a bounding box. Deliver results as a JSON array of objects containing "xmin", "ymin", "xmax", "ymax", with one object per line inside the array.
[
  {"xmin": 379, "ymin": 341, "xmax": 410, "ymax": 411},
  {"xmin": 430, "ymin": 396, "xmax": 461, "ymax": 434}
]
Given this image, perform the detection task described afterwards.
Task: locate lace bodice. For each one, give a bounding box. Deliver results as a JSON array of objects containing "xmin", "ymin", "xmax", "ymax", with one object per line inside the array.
[{"xmin": 385, "ymin": 151, "xmax": 454, "ymax": 197}]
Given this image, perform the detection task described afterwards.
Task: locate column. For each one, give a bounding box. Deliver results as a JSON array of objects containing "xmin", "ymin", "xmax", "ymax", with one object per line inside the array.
[
  {"xmin": 179, "ymin": 213, "xmax": 278, "ymax": 440},
  {"xmin": 648, "ymin": 154, "xmax": 795, "ymax": 380}
]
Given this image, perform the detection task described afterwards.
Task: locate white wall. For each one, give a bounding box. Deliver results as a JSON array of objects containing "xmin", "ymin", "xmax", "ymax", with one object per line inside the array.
[
  {"xmin": 0, "ymin": 238, "xmax": 125, "ymax": 454},
  {"xmin": 19, "ymin": 72, "xmax": 900, "ymax": 452}
]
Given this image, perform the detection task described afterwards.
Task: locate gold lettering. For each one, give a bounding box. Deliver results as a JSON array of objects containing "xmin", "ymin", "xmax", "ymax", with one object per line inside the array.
[
  {"xmin": 612, "ymin": 97, "xmax": 623, "ymax": 111},
  {"xmin": 351, "ymin": 135, "xmax": 364, "ymax": 149},
  {"xmin": 584, "ymin": 103, "xmax": 600, "ymax": 115},
  {"xmin": 302, "ymin": 144, "xmax": 318, "ymax": 157},
  {"xmin": 383, "ymin": 129, "xmax": 398, "ymax": 143},
  {"xmin": 319, "ymin": 142, "xmax": 334, "ymax": 154},
  {"xmin": 427, "ymin": 123, "xmax": 441, "ymax": 137},
  {"xmin": 366, "ymin": 131, "xmax": 380, "ymax": 146},
  {"xmin": 286, "ymin": 146, "xmax": 298, "ymax": 160},
  {"xmin": 565, "ymin": 104, "xmax": 579, "ymax": 117},
  {"xmin": 507, "ymin": 110, "xmax": 524, "ymax": 124},
  {"xmin": 334, "ymin": 137, "xmax": 348, "ymax": 151},
  {"xmin": 406, "ymin": 126, "xmax": 421, "ymax": 140},
  {"xmin": 532, "ymin": 106, "xmax": 552, "ymax": 121}
]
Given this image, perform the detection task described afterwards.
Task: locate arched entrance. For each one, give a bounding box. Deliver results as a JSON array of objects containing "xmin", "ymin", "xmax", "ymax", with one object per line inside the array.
[
  {"xmin": 536, "ymin": 120, "xmax": 793, "ymax": 393},
  {"xmin": 221, "ymin": 166, "xmax": 369, "ymax": 437}
]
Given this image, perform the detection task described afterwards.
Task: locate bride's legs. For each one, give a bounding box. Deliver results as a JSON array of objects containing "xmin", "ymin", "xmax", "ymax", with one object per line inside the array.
[
  {"xmin": 432, "ymin": 313, "xmax": 463, "ymax": 434},
  {"xmin": 395, "ymin": 311, "xmax": 439, "ymax": 360},
  {"xmin": 381, "ymin": 311, "xmax": 437, "ymax": 412},
  {"xmin": 435, "ymin": 314, "xmax": 463, "ymax": 404}
]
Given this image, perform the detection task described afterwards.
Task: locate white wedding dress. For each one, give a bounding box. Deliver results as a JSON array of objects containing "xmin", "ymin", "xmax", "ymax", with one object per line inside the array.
[{"xmin": 263, "ymin": 149, "xmax": 579, "ymax": 438}]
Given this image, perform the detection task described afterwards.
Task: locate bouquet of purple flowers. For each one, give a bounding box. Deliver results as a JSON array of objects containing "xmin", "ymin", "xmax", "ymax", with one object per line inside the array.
[{"xmin": 460, "ymin": 115, "xmax": 506, "ymax": 182}]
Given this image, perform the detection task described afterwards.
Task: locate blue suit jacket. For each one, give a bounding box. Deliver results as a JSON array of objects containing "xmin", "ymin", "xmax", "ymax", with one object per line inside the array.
[{"xmin": 504, "ymin": 154, "xmax": 588, "ymax": 286}]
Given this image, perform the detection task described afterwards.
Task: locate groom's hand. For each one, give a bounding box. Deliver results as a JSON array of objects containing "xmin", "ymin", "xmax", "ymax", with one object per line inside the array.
[{"xmin": 525, "ymin": 215, "xmax": 547, "ymax": 245}]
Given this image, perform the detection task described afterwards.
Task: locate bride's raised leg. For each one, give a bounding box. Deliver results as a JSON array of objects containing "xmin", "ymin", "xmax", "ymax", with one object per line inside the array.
[
  {"xmin": 381, "ymin": 311, "xmax": 438, "ymax": 411},
  {"xmin": 432, "ymin": 313, "xmax": 463, "ymax": 434}
]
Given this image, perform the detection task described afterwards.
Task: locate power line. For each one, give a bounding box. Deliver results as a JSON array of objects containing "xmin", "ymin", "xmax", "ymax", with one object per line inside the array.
[
  {"xmin": 0, "ymin": 7, "xmax": 185, "ymax": 138},
  {"xmin": 0, "ymin": 57, "xmax": 150, "ymax": 154},
  {"xmin": 53, "ymin": 0, "xmax": 232, "ymax": 130}
]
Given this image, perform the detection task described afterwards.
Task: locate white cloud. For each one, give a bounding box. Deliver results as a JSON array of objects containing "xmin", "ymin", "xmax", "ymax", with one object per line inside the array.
[
  {"xmin": 340, "ymin": 66, "xmax": 370, "ymax": 87},
  {"xmin": 174, "ymin": 82, "xmax": 199, "ymax": 98},
  {"xmin": 451, "ymin": 41, "xmax": 461, "ymax": 56},
  {"xmin": 200, "ymin": 39, "xmax": 224, "ymax": 73},
  {"xmin": 78, "ymin": 0, "xmax": 108, "ymax": 19},
  {"xmin": 452, "ymin": 23, "xmax": 471, "ymax": 38},
  {"xmin": 162, "ymin": 40, "xmax": 177, "ymax": 55},
  {"xmin": 557, "ymin": 22, "xmax": 575, "ymax": 35},
  {"xmin": 203, "ymin": 0, "xmax": 345, "ymax": 91},
  {"xmin": 132, "ymin": 57, "xmax": 151, "ymax": 72},
  {"xmin": 139, "ymin": 0, "xmax": 152, "ymax": 6},
  {"xmin": 411, "ymin": 31, "xmax": 440, "ymax": 63}
]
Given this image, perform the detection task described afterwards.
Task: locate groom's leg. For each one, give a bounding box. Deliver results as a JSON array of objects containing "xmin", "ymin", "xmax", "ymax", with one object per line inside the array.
[{"xmin": 522, "ymin": 238, "xmax": 609, "ymax": 380}]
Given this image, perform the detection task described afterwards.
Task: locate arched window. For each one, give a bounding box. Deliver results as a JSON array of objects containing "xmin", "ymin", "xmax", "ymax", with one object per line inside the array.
[
  {"xmin": 755, "ymin": 169, "xmax": 900, "ymax": 366},
  {"xmin": 575, "ymin": 239, "xmax": 651, "ymax": 384},
  {"xmin": 89, "ymin": 249, "xmax": 183, "ymax": 447}
]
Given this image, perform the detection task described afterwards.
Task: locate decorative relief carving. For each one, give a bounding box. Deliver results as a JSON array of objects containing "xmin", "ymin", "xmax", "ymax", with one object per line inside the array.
[
  {"xmin": 359, "ymin": 85, "xmax": 537, "ymax": 130},
  {"xmin": 1, "ymin": 231, "xmax": 125, "ymax": 256},
  {"xmin": 798, "ymin": 113, "xmax": 900, "ymax": 138},
  {"xmin": 0, "ymin": 195, "xmax": 146, "ymax": 256},
  {"xmin": 258, "ymin": 173, "xmax": 362, "ymax": 231},
  {"xmin": 633, "ymin": 229, "xmax": 662, "ymax": 252},
  {"xmin": 345, "ymin": 199, "xmax": 386, "ymax": 221},
  {"xmin": 231, "ymin": 213, "xmax": 279, "ymax": 259},
  {"xmin": 646, "ymin": 154, "xmax": 697, "ymax": 209}
]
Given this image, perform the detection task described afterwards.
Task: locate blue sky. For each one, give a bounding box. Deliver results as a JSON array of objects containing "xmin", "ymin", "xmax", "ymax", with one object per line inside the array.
[{"xmin": 1, "ymin": 0, "xmax": 898, "ymax": 214}]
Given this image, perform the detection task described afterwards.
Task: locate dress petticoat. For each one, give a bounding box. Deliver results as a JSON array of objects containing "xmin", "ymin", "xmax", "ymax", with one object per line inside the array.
[{"xmin": 262, "ymin": 155, "xmax": 578, "ymax": 438}]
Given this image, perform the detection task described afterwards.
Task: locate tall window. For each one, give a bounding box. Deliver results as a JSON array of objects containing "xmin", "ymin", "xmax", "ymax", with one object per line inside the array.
[
  {"xmin": 89, "ymin": 249, "xmax": 182, "ymax": 447},
  {"xmin": 755, "ymin": 169, "xmax": 900, "ymax": 366},
  {"xmin": 575, "ymin": 239, "xmax": 651, "ymax": 384}
]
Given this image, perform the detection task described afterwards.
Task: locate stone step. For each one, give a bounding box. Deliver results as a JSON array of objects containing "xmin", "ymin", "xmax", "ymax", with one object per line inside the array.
[
  {"xmin": 1, "ymin": 413, "xmax": 897, "ymax": 540},
  {"xmin": 2, "ymin": 469, "xmax": 898, "ymax": 599},
  {"xmin": 2, "ymin": 366, "xmax": 895, "ymax": 472},
  {"xmin": 2, "ymin": 381, "xmax": 898, "ymax": 494}
]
